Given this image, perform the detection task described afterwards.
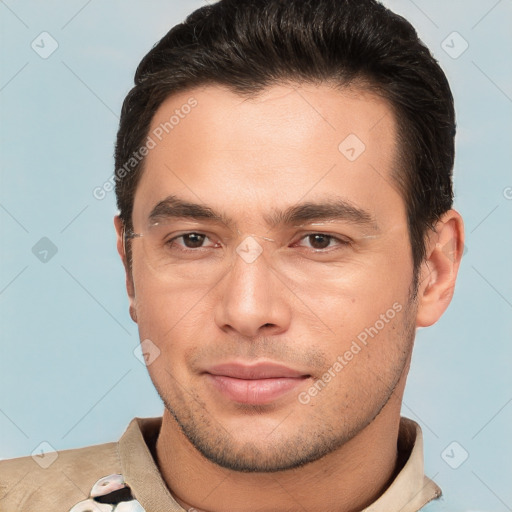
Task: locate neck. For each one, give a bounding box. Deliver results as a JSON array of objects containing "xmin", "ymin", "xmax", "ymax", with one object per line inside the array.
[{"xmin": 155, "ymin": 397, "xmax": 403, "ymax": 512}]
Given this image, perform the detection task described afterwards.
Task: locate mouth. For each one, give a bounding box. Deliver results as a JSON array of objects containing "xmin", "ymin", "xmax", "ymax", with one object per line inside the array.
[{"xmin": 204, "ymin": 362, "xmax": 311, "ymax": 405}]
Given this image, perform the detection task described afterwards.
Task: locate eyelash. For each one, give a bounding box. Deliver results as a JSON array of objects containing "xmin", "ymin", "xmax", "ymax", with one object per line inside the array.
[{"xmin": 165, "ymin": 232, "xmax": 352, "ymax": 253}]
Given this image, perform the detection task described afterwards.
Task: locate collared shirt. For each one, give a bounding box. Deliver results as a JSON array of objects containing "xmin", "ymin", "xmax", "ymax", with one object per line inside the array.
[{"xmin": 0, "ymin": 416, "xmax": 442, "ymax": 512}]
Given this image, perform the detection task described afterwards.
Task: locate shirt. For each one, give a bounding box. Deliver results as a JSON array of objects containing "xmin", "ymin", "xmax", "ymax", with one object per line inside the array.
[{"xmin": 0, "ymin": 416, "xmax": 442, "ymax": 512}]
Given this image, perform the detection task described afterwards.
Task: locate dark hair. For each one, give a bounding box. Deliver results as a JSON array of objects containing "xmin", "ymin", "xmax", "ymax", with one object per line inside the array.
[{"xmin": 115, "ymin": 0, "xmax": 455, "ymax": 286}]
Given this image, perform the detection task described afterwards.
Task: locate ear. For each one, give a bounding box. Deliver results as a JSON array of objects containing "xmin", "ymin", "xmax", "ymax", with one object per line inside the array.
[
  {"xmin": 415, "ymin": 209, "xmax": 465, "ymax": 328},
  {"xmin": 114, "ymin": 215, "xmax": 138, "ymax": 323}
]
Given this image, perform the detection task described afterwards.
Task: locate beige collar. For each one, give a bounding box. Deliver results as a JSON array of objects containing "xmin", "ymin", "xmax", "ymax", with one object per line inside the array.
[
  {"xmin": 118, "ymin": 416, "xmax": 441, "ymax": 512},
  {"xmin": 362, "ymin": 417, "xmax": 441, "ymax": 511}
]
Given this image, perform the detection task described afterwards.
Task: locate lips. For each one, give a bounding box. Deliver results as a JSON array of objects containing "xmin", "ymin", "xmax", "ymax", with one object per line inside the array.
[
  {"xmin": 204, "ymin": 362, "xmax": 310, "ymax": 405},
  {"xmin": 206, "ymin": 362, "xmax": 308, "ymax": 379}
]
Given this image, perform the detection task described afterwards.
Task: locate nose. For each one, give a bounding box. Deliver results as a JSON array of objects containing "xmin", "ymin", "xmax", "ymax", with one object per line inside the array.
[{"xmin": 214, "ymin": 243, "xmax": 292, "ymax": 338}]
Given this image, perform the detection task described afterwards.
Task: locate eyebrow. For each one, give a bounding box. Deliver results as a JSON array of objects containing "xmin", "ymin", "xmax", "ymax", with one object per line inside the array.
[{"xmin": 148, "ymin": 195, "xmax": 379, "ymax": 231}]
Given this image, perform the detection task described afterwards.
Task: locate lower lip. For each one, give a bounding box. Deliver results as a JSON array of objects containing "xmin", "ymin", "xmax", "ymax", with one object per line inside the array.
[{"xmin": 206, "ymin": 374, "xmax": 309, "ymax": 405}]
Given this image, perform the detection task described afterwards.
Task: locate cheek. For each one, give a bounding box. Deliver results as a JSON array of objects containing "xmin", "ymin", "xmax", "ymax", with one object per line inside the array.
[
  {"xmin": 303, "ymin": 257, "xmax": 411, "ymax": 327},
  {"xmin": 134, "ymin": 284, "xmax": 206, "ymax": 388},
  {"xmin": 303, "ymin": 300, "xmax": 415, "ymax": 417},
  {"xmin": 131, "ymin": 263, "xmax": 202, "ymax": 348},
  {"xmin": 302, "ymin": 257, "xmax": 414, "ymax": 382},
  {"xmin": 131, "ymin": 264, "xmax": 226, "ymax": 377}
]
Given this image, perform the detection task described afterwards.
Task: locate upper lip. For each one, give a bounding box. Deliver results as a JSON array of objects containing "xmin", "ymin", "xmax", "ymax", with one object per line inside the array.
[{"xmin": 205, "ymin": 362, "xmax": 309, "ymax": 379}]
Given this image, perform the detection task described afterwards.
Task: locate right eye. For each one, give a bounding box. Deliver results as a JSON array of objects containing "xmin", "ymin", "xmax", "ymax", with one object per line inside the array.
[{"xmin": 165, "ymin": 232, "xmax": 221, "ymax": 252}]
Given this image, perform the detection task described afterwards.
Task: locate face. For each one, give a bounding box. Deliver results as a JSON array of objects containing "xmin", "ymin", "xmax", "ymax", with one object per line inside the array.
[{"xmin": 125, "ymin": 83, "xmax": 420, "ymax": 471}]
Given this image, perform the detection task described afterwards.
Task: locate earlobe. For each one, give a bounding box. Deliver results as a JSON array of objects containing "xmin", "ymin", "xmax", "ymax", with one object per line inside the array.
[
  {"xmin": 415, "ymin": 209, "xmax": 465, "ymax": 328},
  {"xmin": 114, "ymin": 215, "xmax": 138, "ymax": 323}
]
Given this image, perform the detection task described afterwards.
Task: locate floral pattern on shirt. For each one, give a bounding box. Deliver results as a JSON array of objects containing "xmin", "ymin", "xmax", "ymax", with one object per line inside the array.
[{"xmin": 68, "ymin": 474, "xmax": 145, "ymax": 511}]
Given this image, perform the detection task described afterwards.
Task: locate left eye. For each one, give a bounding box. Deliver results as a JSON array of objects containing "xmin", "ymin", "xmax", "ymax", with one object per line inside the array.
[
  {"xmin": 297, "ymin": 234, "xmax": 350, "ymax": 250},
  {"xmin": 169, "ymin": 233, "xmax": 217, "ymax": 249}
]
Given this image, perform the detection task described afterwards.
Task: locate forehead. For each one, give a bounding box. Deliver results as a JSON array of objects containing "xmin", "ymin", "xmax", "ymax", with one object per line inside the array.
[{"xmin": 133, "ymin": 83, "xmax": 403, "ymax": 229}]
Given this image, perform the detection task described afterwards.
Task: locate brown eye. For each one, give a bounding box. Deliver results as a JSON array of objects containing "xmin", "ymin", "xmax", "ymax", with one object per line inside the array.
[
  {"xmin": 164, "ymin": 232, "xmax": 219, "ymax": 254},
  {"xmin": 181, "ymin": 233, "xmax": 207, "ymax": 248},
  {"xmin": 297, "ymin": 233, "xmax": 350, "ymax": 251},
  {"xmin": 307, "ymin": 234, "xmax": 332, "ymax": 250}
]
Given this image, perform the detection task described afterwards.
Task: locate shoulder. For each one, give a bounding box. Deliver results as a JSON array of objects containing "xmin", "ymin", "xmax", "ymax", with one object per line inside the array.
[{"xmin": 0, "ymin": 441, "xmax": 120, "ymax": 512}]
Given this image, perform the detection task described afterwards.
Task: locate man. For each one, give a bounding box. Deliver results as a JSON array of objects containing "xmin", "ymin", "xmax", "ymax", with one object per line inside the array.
[{"xmin": 0, "ymin": 0, "xmax": 464, "ymax": 510}]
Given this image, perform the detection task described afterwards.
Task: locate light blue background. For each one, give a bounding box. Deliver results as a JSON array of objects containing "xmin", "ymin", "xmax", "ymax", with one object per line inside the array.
[{"xmin": 1, "ymin": 1, "xmax": 511, "ymax": 510}]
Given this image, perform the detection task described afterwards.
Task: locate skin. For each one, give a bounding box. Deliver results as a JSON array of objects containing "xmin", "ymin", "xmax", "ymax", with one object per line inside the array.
[{"xmin": 114, "ymin": 83, "xmax": 464, "ymax": 512}]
